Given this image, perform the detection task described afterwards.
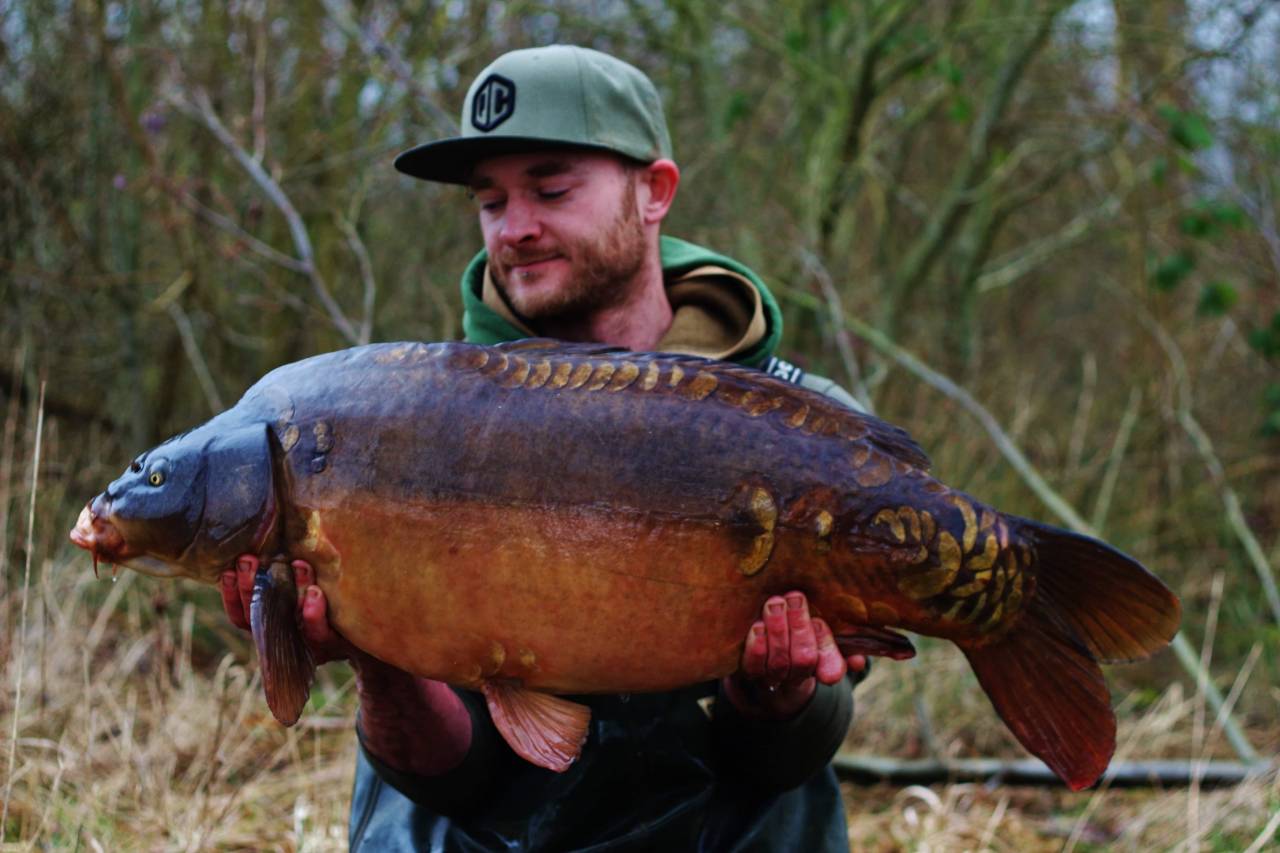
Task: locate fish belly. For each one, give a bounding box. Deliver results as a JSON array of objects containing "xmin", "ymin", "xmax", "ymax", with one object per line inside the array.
[{"xmin": 300, "ymin": 495, "xmax": 783, "ymax": 693}]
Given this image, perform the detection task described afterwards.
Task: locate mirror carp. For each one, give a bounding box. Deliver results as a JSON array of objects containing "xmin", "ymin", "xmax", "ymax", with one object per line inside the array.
[{"xmin": 70, "ymin": 339, "xmax": 1180, "ymax": 788}]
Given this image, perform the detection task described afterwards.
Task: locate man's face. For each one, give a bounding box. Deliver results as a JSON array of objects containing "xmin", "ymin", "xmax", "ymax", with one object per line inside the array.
[{"xmin": 469, "ymin": 151, "xmax": 648, "ymax": 321}]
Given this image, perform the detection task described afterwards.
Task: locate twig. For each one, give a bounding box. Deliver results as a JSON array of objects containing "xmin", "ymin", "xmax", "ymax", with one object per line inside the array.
[
  {"xmin": 251, "ymin": 5, "xmax": 268, "ymax": 163},
  {"xmin": 171, "ymin": 187, "xmax": 310, "ymax": 274},
  {"xmin": 168, "ymin": 87, "xmax": 360, "ymax": 345},
  {"xmin": 335, "ymin": 214, "xmax": 377, "ymax": 346},
  {"xmin": 774, "ymin": 283, "xmax": 1261, "ymax": 765},
  {"xmin": 164, "ymin": 297, "xmax": 225, "ymax": 415},
  {"xmin": 832, "ymin": 754, "xmax": 1272, "ymax": 788},
  {"xmin": 1188, "ymin": 573, "xmax": 1225, "ymax": 849},
  {"xmin": 1243, "ymin": 806, "xmax": 1280, "ymax": 853},
  {"xmin": 1090, "ymin": 388, "xmax": 1141, "ymax": 532},
  {"xmin": 1136, "ymin": 299, "xmax": 1280, "ymax": 629},
  {"xmin": 1066, "ymin": 353, "xmax": 1097, "ymax": 477},
  {"xmin": 0, "ymin": 344, "xmax": 26, "ymax": 634},
  {"xmin": 799, "ymin": 249, "xmax": 874, "ymax": 412},
  {"xmin": 2, "ymin": 381, "xmax": 44, "ymax": 832},
  {"xmin": 318, "ymin": 0, "xmax": 457, "ymax": 133}
]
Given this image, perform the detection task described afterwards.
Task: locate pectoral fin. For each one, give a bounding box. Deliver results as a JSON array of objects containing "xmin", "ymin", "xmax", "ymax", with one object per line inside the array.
[
  {"xmin": 835, "ymin": 626, "xmax": 917, "ymax": 660},
  {"xmin": 250, "ymin": 559, "xmax": 315, "ymax": 726},
  {"xmin": 481, "ymin": 682, "xmax": 591, "ymax": 773}
]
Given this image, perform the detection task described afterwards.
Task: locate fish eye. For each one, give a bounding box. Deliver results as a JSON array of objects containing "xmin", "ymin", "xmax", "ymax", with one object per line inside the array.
[
  {"xmin": 149, "ymin": 470, "xmax": 165, "ymax": 486},
  {"xmin": 146, "ymin": 460, "xmax": 168, "ymax": 487}
]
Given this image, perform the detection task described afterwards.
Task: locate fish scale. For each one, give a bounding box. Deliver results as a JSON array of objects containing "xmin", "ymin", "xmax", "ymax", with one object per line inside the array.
[{"xmin": 70, "ymin": 339, "xmax": 1180, "ymax": 787}]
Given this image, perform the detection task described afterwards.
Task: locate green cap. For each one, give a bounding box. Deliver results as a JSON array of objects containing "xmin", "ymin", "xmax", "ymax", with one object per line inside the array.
[{"xmin": 394, "ymin": 45, "xmax": 673, "ymax": 184}]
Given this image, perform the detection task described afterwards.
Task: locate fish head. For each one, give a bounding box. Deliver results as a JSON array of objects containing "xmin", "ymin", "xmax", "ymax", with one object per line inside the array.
[{"xmin": 70, "ymin": 422, "xmax": 278, "ymax": 584}]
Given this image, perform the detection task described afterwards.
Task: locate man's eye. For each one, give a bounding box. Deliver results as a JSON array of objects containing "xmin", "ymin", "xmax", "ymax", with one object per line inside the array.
[{"xmin": 538, "ymin": 188, "xmax": 569, "ymax": 201}]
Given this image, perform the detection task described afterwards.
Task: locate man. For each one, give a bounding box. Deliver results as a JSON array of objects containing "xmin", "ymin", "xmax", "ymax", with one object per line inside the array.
[{"xmin": 221, "ymin": 45, "xmax": 870, "ymax": 851}]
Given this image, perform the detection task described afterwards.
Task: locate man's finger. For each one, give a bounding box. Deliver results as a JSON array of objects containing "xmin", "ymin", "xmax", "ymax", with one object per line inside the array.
[
  {"xmin": 293, "ymin": 559, "xmax": 315, "ymax": 604},
  {"xmin": 763, "ymin": 595, "xmax": 790, "ymax": 685},
  {"xmin": 741, "ymin": 621, "xmax": 768, "ymax": 681},
  {"xmin": 236, "ymin": 555, "xmax": 258, "ymax": 617},
  {"xmin": 300, "ymin": 584, "xmax": 334, "ymax": 649},
  {"xmin": 813, "ymin": 618, "xmax": 847, "ymax": 685},
  {"xmin": 784, "ymin": 592, "xmax": 818, "ymax": 678},
  {"xmin": 220, "ymin": 570, "xmax": 249, "ymax": 630}
]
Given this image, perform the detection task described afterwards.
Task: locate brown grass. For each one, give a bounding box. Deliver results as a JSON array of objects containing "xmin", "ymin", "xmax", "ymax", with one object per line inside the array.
[
  {"xmin": 2, "ymin": 550, "xmax": 1275, "ymax": 850},
  {"xmin": 2, "ymin": 389, "xmax": 1277, "ymax": 851}
]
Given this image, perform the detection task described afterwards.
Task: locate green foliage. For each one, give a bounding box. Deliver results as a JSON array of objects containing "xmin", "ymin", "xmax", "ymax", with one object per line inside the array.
[
  {"xmin": 1247, "ymin": 312, "xmax": 1280, "ymax": 359},
  {"xmin": 1150, "ymin": 155, "xmax": 1169, "ymax": 187},
  {"xmin": 1151, "ymin": 250, "xmax": 1195, "ymax": 291},
  {"xmin": 1263, "ymin": 383, "xmax": 1280, "ymax": 437},
  {"xmin": 1196, "ymin": 281, "xmax": 1239, "ymax": 316},
  {"xmin": 1158, "ymin": 104, "xmax": 1215, "ymax": 151},
  {"xmin": 1178, "ymin": 199, "xmax": 1248, "ymax": 240},
  {"xmin": 948, "ymin": 94, "xmax": 973, "ymax": 124},
  {"xmin": 723, "ymin": 91, "xmax": 752, "ymax": 131}
]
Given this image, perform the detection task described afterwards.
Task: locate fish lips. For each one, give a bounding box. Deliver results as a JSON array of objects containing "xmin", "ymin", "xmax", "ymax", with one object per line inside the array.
[
  {"xmin": 70, "ymin": 500, "xmax": 128, "ymax": 558},
  {"xmin": 68, "ymin": 498, "xmax": 155, "ymax": 577}
]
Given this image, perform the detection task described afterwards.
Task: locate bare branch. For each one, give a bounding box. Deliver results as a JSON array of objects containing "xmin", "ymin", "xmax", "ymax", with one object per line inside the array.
[
  {"xmin": 1130, "ymin": 297, "xmax": 1280, "ymax": 629},
  {"xmin": 2, "ymin": 381, "xmax": 44, "ymax": 833},
  {"xmin": 773, "ymin": 281, "xmax": 1261, "ymax": 765},
  {"xmin": 158, "ymin": 272, "xmax": 226, "ymax": 414},
  {"xmin": 834, "ymin": 754, "xmax": 1272, "ymax": 787},
  {"xmin": 170, "ymin": 187, "xmax": 310, "ymax": 275},
  {"xmin": 336, "ymin": 214, "xmax": 377, "ymax": 346},
  {"xmin": 167, "ymin": 87, "xmax": 360, "ymax": 345},
  {"xmin": 888, "ymin": 0, "xmax": 1070, "ymax": 306},
  {"xmin": 319, "ymin": 0, "xmax": 457, "ymax": 133}
]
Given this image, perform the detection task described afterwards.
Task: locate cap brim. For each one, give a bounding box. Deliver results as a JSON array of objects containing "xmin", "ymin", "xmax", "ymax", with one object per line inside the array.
[{"xmin": 394, "ymin": 136, "xmax": 648, "ymax": 185}]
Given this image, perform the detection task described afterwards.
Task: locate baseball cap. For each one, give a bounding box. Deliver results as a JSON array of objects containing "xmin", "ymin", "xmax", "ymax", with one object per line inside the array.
[{"xmin": 394, "ymin": 45, "xmax": 673, "ymax": 184}]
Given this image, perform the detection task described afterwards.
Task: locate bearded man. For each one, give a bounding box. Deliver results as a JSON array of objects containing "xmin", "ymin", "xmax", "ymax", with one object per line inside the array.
[{"xmin": 221, "ymin": 45, "xmax": 870, "ymax": 852}]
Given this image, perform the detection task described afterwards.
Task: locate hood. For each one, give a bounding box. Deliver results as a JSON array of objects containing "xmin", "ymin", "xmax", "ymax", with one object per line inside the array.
[{"xmin": 458, "ymin": 236, "xmax": 784, "ymax": 367}]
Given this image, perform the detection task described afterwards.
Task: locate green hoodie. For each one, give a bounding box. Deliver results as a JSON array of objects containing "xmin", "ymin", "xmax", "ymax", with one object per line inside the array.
[{"xmin": 459, "ymin": 235, "xmax": 784, "ymax": 367}]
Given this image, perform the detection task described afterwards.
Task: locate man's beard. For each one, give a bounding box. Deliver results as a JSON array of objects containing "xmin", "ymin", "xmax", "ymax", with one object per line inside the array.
[{"xmin": 491, "ymin": 183, "xmax": 647, "ymax": 322}]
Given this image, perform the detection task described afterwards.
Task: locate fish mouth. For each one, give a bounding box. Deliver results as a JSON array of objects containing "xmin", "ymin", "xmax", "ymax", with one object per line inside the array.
[{"xmin": 70, "ymin": 500, "xmax": 134, "ymax": 577}]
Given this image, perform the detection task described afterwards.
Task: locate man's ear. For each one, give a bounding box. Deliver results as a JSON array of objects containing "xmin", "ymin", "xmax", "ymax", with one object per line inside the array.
[{"xmin": 638, "ymin": 158, "xmax": 680, "ymax": 225}]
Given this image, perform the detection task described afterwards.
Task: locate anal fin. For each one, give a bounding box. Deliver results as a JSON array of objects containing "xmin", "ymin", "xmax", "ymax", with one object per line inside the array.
[
  {"xmin": 960, "ymin": 603, "xmax": 1115, "ymax": 791},
  {"xmin": 481, "ymin": 682, "xmax": 591, "ymax": 773},
  {"xmin": 250, "ymin": 559, "xmax": 315, "ymax": 726},
  {"xmin": 835, "ymin": 626, "xmax": 917, "ymax": 660}
]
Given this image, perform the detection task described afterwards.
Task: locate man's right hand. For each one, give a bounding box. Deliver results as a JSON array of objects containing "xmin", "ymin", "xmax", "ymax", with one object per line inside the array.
[
  {"xmin": 219, "ymin": 554, "xmax": 360, "ymax": 668},
  {"xmin": 218, "ymin": 554, "xmax": 474, "ymax": 776}
]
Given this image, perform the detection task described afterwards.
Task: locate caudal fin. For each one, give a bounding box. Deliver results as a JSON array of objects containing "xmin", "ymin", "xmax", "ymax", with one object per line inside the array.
[
  {"xmin": 1022, "ymin": 521, "xmax": 1181, "ymax": 662},
  {"xmin": 962, "ymin": 520, "xmax": 1180, "ymax": 790}
]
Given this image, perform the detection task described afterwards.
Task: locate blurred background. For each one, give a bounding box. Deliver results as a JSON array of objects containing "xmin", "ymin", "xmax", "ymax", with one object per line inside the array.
[{"xmin": 2, "ymin": 0, "xmax": 1277, "ymax": 848}]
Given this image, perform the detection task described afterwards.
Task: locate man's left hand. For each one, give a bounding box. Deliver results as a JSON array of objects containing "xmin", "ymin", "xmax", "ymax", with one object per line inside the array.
[{"xmin": 721, "ymin": 591, "xmax": 867, "ymax": 720}]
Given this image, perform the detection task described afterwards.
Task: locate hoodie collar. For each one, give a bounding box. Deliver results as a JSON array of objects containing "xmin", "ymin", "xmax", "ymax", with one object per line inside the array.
[{"xmin": 460, "ymin": 236, "xmax": 784, "ymax": 367}]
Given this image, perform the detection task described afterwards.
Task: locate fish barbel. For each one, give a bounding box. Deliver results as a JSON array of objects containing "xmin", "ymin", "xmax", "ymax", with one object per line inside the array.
[{"xmin": 69, "ymin": 339, "xmax": 1180, "ymax": 787}]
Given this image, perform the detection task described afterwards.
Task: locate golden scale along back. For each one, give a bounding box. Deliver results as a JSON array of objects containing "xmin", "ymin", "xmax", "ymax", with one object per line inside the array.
[{"xmin": 70, "ymin": 339, "xmax": 1181, "ymax": 788}]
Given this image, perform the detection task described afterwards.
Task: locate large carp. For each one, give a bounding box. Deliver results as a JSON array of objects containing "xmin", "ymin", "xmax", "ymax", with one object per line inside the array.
[{"xmin": 70, "ymin": 340, "xmax": 1180, "ymax": 788}]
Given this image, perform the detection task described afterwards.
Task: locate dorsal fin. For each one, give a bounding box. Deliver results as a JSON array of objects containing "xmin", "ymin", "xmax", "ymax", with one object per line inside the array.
[
  {"xmin": 481, "ymin": 341, "xmax": 931, "ymax": 471},
  {"xmin": 494, "ymin": 338, "xmax": 632, "ymax": 357}
]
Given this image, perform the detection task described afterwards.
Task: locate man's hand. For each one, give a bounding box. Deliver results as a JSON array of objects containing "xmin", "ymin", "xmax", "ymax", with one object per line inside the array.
[
  {"xmin": 721, "ymin": 591, "xmax": 867, "ymax": 720},
  {"xmin": 219, "ymin": 554, "xmax": 473, "ymax": 775},
  {"xmin": 219, "ymin": 554, "xmax": 360, "ymax": 667}
]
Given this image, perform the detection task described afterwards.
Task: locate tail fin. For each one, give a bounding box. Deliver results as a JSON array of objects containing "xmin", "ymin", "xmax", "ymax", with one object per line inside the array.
[
  {"xmin": 961, "ymin": 520, "xmax": 1180, "ymax": 790},
  {"xmin": 1021, "ymin": 520, "xmax": 1181, "ymax": 662}
]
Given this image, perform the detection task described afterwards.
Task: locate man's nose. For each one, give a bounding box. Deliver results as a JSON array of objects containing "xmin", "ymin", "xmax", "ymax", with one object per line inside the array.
[{"xmin": 498, "ymin": 196, "xmax": 541, "ymax": 244}]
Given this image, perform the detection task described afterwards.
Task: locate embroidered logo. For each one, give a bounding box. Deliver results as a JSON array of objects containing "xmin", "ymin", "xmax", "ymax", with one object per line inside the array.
[
  {"xmin": 471, "ymin": 74, "xmax": 516, "ymax": 132},
  {"xmin": 764, "ymin": 357, "xmax": 804, "ymax": 385}
]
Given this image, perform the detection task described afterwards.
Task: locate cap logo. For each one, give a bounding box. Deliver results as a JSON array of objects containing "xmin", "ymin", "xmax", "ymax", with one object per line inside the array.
[{"xmin": 471, "ymin": 74, "xmax": 516, "ymax": 132}]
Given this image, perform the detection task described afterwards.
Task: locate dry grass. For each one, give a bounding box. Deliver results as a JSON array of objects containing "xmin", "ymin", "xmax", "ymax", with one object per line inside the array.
[
  {"xmin": 2, "ymin": 386, "xmax": 1277, "ymax": 851},
  {"xmin": 2, "ymin": 553, "xmax": 1275, "ymax": 850},
  {"xmin": 2, "ymin": 566, "xmax": 356, "ymax": 850}
]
